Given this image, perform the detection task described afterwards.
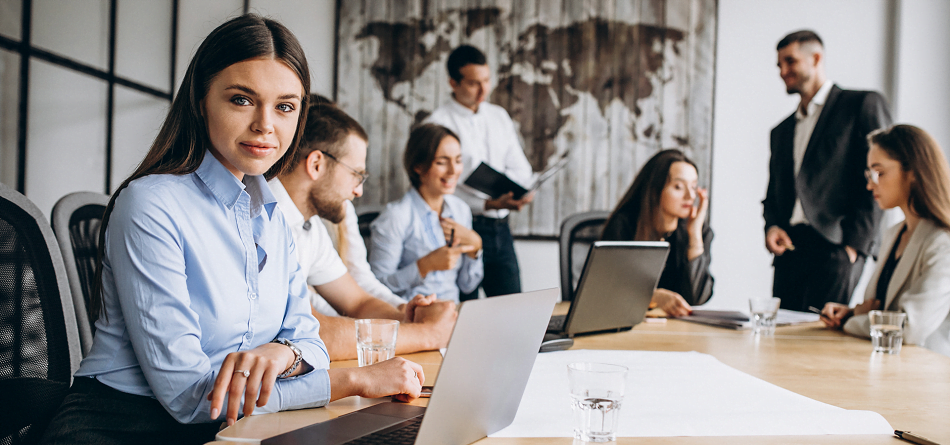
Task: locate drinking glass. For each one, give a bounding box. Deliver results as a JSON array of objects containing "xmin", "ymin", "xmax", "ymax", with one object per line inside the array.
[
  {"xmin": 355, "ymin": 319, "xmax": 399, "ymax": 366},
  {"xmin": 567, "ymin": 362, "xmax": 628, "ymax": 442},
  {"xmin": 749, "ymin": 297, "xmax": 781, "ymax": 335},
  {"xmin": 869, "ymin": 310, "xmax": 905, "ymax": 354}
]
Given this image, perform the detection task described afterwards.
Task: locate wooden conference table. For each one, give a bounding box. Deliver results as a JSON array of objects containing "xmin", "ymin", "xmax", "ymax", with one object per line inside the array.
[{"xmin": 214, "ymin": 313, "xmax": 950, "ymax": 444}]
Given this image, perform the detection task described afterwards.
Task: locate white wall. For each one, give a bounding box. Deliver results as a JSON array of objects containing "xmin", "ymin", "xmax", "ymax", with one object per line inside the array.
[{"xmin": 894, "ymin": 0, "xmax": 950, "ymax": 155}]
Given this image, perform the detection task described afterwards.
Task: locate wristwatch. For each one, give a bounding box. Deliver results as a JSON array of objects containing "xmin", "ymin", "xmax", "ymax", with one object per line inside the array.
[{"xmin": 272, "ymin": 338, "xmax": 302, "ymax": 378}]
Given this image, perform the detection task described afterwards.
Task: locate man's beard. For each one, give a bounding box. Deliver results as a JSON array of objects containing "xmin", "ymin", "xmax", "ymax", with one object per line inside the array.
[{"xmin": 308, "ymin": 180, "xmax": 346, "ymax": 224}]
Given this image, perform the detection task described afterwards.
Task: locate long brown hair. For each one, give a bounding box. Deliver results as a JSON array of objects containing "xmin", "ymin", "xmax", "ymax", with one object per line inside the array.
[
  {"xmin": 604, "ymin": 149, "xmax": 698, "ymax": 240},
  {"xmin": 91, "ymin": 14, "xmax": 311, "ymax": 319},
  {"xmin": 404, "ymin": 124, "xmax": 460, "ymax": 189},
  {"xmin": 868, "ymin": 124, "xmax": 950, "ymax": 230}
]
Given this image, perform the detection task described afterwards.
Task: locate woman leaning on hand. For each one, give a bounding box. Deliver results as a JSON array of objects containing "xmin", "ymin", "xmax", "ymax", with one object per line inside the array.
[
  {"xmin": 41, "ymin": 14, "xmax": 423, "ymax": 445},
  {"xmin": 601, "ymin": 149, "xmax": 714, "ymax": 317},
  {"xmin": 822, "ymin": 125, "xmax": 950, "ymax": 357}
]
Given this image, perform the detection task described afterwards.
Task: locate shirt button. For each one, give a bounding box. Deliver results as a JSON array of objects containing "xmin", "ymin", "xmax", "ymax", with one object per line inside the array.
[
  {"xmin": 249, "ymin": 292, "xmax": 258, "ymax": 300},
  {"xmin": 245, "ymin": 333, "xmax": 251, "ymax": 340}
]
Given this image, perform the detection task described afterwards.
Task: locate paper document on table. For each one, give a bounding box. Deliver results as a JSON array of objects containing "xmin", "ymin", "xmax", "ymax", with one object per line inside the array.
[
  {"xmin": 682, "ymin": 309, "xmax": 821, "ymax": 329},
  {"xmin": 490, "ymin": 350, "xmax": 892, "ymax": 438}
]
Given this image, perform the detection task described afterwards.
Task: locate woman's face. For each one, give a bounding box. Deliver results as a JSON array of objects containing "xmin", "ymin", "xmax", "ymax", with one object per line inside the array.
[
  {"xmin": 866, "ymin": 144, "xmax": 912, "ymax": 210},
  {"xmin": 417, "ymin": 136, "xmax": 463, "ymax": 197},
  {"xmin": 659, "ymin": 161, "xmax": 698, "ymax": 221},
  {"xmin": 202, "ymin": 57, "xmax": 303, "ymax": 179}
]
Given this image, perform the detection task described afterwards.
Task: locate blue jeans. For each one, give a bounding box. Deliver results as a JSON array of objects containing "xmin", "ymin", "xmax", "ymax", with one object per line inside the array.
[{"xmin": 461, "ymin": 216, "xmax": 522, "ymax": 301}]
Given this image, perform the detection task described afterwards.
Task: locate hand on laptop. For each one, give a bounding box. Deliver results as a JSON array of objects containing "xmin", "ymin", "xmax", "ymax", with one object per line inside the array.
[
  {"xmin": 328, "ymin": 357, "xmax": 425, "ymax": 403},
  {"xmin": 652, "ymin": 289, "xmax": 692, "ymax": 318}
]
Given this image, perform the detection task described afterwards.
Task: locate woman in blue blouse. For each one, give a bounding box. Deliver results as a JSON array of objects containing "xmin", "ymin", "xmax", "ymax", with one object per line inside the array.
[
  {"xmin": 42, "ymin": 15, "xmax": 422, "ymax": 445},
  {"xmin": 370, "ymin": 124, "xmax": 484, "ymax": 303}
]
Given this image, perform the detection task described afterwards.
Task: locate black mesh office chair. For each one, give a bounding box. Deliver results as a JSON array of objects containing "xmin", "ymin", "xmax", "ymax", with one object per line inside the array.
[
  {"xmin": 0, "ymin": 183, "xmax": 82, "ymax": 444},
  {"xmin": 558, "ymin": 211, "xmax": 612, "ymax": 302},
  {"xmin": 355, "ymin": 204, "xmax": 385, "ymax": 259},
  {"xmin": 51, "ymin": 192, "xmax": 110, "ymax": 357}
]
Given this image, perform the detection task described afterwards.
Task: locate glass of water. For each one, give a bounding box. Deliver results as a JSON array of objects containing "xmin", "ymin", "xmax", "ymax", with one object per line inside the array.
[
  {"xmin": 869, "ymin": 310, "xmax": 905, "ymax": 354},
  {"xmin": 355, "ymin": 319, "xmax": 399, "ymax": 367},
  {"xmin": 749, "ymin": 297, "xmax": 781, "ymax": 335},
  {"xmin": 567, "ymin": 362, "xmax": 628, "ymax": 442}
]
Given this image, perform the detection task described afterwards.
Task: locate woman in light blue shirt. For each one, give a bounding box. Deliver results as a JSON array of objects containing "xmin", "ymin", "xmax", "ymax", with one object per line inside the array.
[
  {"xmin": 370, "ymin": 124, "xmax": 484, "ymax": 303},
  {"xmin": 42, "ymin": 15, "xmax": 423, "ymax": 445}
]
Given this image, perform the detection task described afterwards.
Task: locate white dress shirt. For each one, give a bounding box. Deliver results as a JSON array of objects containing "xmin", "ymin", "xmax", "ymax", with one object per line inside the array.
[
  {"xmin": 789, "ymin": 80, "xmax": 834, "ymax": 226},
  {"xmin": 268, "ymin": 179, "xmax": 348, "ymax": 315},
  {"xmin": 425, "ymin": 98, "xmax": 533, "ymax": 218},
  {"xmin": 321, "ymin": 200, "xmax": 407, "ymax": 309}
]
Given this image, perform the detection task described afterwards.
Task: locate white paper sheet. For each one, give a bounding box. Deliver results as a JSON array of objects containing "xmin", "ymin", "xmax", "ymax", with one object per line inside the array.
[{"xmin": 490, "ymin": 350, "xmax": 892, "ymax": 438}]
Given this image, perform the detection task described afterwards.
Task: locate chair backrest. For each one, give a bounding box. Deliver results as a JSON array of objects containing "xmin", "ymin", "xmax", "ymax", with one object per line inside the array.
[
  {"xmin": 0, "ymin": 183, "xmax": 82, "ymax": 443},
  {"xmin": 355, "ymin": 204, "xmax": 385, "ymax": 259},
  {"xmin": 51, "ymin": 192, "xmax": 110, "ymax": 356},
  {"xmin": 558, "ymin": 211, "xmax": 611, "ymax": 302}
]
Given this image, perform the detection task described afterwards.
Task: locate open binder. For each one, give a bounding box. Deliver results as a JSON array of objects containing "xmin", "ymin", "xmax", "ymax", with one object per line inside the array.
[{"xmin": 463, "ymin": 151, "xmax": 570, "ymax": 200}]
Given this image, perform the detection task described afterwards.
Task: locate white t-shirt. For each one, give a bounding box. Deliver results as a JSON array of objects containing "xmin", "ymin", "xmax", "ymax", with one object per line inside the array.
[
  {"xmin": 268, "ymin": 179, "xmax": 347, "ymax": 315},
  {"xmin": 322, "ymin": 200, "xmax": 407, "ymax": 308}
]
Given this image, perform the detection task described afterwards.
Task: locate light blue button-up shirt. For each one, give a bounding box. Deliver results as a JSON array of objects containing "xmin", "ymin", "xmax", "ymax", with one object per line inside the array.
[
  {"xmin": 369, "ymin": 188, "xmax": 483, "ymax": 303},
  {"xmin": 75, "ymin": 151, "xmax": 331, "ymax": 424}
]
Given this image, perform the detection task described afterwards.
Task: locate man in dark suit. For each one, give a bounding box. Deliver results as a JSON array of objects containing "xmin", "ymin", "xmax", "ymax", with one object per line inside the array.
[{"xmin": 763, "ymin": 30, "xmax": 891, "ymax": 312}]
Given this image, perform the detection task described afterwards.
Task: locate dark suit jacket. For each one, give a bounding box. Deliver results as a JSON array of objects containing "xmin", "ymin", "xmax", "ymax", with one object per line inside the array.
[{"xmin": 763, "ymin": 85, "xmax": 891, "ymax": 257}]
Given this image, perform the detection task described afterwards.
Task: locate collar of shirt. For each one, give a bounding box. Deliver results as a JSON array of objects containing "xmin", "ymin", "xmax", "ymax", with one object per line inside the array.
[
  {"xmin": 195, "ymin": 150, "xmax": 277, "ymax": 220},
  {"xmin": 796, "ymin": 80, "xmax": 834, "ymax": 120},
  {"xmin": 269, "ymin": 177, "xmax": 307, "ymax": 228},
  {"xmin": 408, "ymin": 187, "xmax": 454, "ymax": 219},
  {"xmin": 446, "ymin": 95, "xmax": 483, "ymax": 118}
]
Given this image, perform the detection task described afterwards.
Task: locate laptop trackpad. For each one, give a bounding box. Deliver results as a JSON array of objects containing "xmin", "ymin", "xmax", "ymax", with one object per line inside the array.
[{"xmin": 262, "ymin": 403, "xmax": 426, "ymax": 445}]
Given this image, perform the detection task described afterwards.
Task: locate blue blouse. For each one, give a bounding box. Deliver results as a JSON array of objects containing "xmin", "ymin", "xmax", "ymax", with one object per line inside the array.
[
  {"xmin": 75, "ymin": 151, "xmax": 331, "ymax": 424},
  {"xmin": 369, "ymin": 188, "xmax": 483, "ymax": 303}
]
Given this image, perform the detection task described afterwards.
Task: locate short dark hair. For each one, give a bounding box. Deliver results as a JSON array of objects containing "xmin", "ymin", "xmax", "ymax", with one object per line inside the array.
[
  {"xmin": 293, "ymin": 94, "xmax": 369, "ymax": 166},
  {"xmin": 447, "ymin": 45, "xmax": 487, "ymax": 82},
  {"xmin": 777, "ymin": 30, "xmax": 823, "ymax": 51},
  {"xmin": 404, "ymin": 123, "xmax": 460, "ymax": 188}
]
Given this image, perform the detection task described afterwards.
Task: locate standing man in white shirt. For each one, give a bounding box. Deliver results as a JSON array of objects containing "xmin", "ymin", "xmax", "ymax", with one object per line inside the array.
[
  {"xmin": 425, "ymin": 45, "xmax": 534, "ymax": 300},
  {"xmin": 762, "ymin": 30, "xmax": 890, "ymax": 312},
  {"xmin": 271, "ymin": 97, "xmax": 456, "ymax": 360}
]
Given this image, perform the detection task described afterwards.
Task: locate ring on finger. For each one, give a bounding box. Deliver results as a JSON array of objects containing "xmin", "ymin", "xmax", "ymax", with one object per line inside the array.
[{"xmin": 234, "ymin": 370, "xmax": 250, "ymax": 378}]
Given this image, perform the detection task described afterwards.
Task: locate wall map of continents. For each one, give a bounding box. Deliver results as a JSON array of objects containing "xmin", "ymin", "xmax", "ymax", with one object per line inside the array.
[{"xmin": 336, "ymin": 0, "xmax": 717, "ymax": 236}]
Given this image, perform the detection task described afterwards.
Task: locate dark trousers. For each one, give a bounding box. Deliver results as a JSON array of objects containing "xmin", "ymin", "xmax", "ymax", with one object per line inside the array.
[
  {"xmin": 460, "ymin": 216, "xmax": 522, "ymax": 301},
  {"xmin": 41, "ymin": 377, "xmax": 220, "ymax": 445},
  {"xmin": 772, "ymin": 225, "xmax": 866, "ymax": 312}
]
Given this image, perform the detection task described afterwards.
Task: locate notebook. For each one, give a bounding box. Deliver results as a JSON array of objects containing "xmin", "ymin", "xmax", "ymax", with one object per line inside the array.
[
  {"xmin": 547, "ymin": 241, "xmax": 669, "ymax": 338},
  {"xmin": 262, "ymin": 288, "xmax": 559, "ymax": 445}
]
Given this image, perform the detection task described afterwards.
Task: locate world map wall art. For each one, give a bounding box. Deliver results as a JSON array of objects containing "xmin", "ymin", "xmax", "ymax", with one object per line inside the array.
[{"xmin": 336, "ymin": 0, "xmax": 717, "ymax": 237}]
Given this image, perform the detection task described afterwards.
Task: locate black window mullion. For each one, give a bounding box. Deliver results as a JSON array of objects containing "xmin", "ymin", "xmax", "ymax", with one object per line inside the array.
[
  {"xmin": 170, "ymin": 0, "xmax": 178, "ymax": 99},
  {"xmin": 105, "ymin": 0, "xmax": 117, "ymax": 193},
  {"xmin": 15, "ymin": 0, "xmax": 32, "ymax": 193}
]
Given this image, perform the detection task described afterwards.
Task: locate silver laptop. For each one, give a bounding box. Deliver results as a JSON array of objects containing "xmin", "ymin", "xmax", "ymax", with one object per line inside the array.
[
  {"xmin": 263, "ymin": 288, "xmax": 559, "ymax": 445},
  {"xmin": 547, "ymin": 241, "xmax": 670, "ymax": 337}
]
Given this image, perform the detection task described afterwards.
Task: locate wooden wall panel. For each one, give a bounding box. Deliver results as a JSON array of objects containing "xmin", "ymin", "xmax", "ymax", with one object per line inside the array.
[{"xmin": 337, "ymin": 0, "xmax": 717, "ymax": 236}]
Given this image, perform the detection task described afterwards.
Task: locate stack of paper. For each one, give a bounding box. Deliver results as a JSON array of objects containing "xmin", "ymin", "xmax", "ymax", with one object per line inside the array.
[
  {"xmin": 681, "ymin": 309, "xmax": 821, "ymax": 329},
  {"xmin": 490, "ymin": 350, "xmax": 892, "ymax": 438}
]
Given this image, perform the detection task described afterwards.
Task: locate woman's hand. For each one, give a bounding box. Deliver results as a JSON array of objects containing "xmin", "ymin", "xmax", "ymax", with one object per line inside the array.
[
  {"xmin": 416, "ymin": 241, "xmax": 476, "ymax": 278},
  {"xmin": 208, "ymin": 342, "xmax": 297, "ymax": 426},
  {"xmin": 820, "ymin": 302, "xmax": 861, "ymax": 329},
  {"xmin": 687, "ymin": 187, "xmax": 709, "ymax": 240},
  {"xmin": 403, "ymin": 294, "xmax": 437, "ymax": 323},
  {"xmin": 652, "ymin": 288, "xmax": 692, "ymax": 317},
  {"xmin": 852, "ymin": 298, "xmax": 881, "ymax": 317},
  {"xmin": 440, "ymin": 217, "xmax": 482, "ymax": 257},
  {"xmin": 329, "ymin": 357, "xmax": 425, "ymax": 403}
]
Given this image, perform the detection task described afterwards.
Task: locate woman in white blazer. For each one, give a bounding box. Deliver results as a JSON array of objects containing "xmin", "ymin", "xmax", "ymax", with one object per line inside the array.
[{"xmin": 821, "ymin": 124, "xmax": 950, "ymax": 357}]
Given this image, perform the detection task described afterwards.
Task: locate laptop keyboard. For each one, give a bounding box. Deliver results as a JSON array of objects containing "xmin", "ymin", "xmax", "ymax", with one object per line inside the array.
[
  {"xmin": 547, "ymin": 314, "xmax": 567, "ymax": 332},
  {"xmin": 346, "ymin": 416, "xmax": 422, "ymax": 444}
]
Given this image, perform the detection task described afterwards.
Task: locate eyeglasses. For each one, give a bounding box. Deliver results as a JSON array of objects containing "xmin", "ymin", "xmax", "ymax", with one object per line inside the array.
[
  {"xmin": 864, "ymin": 168, "xmax": 880, "ymax": 185},
  {"xmin": 320, "ymin": 150, "xmax": 369, "ymax": 186}
]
